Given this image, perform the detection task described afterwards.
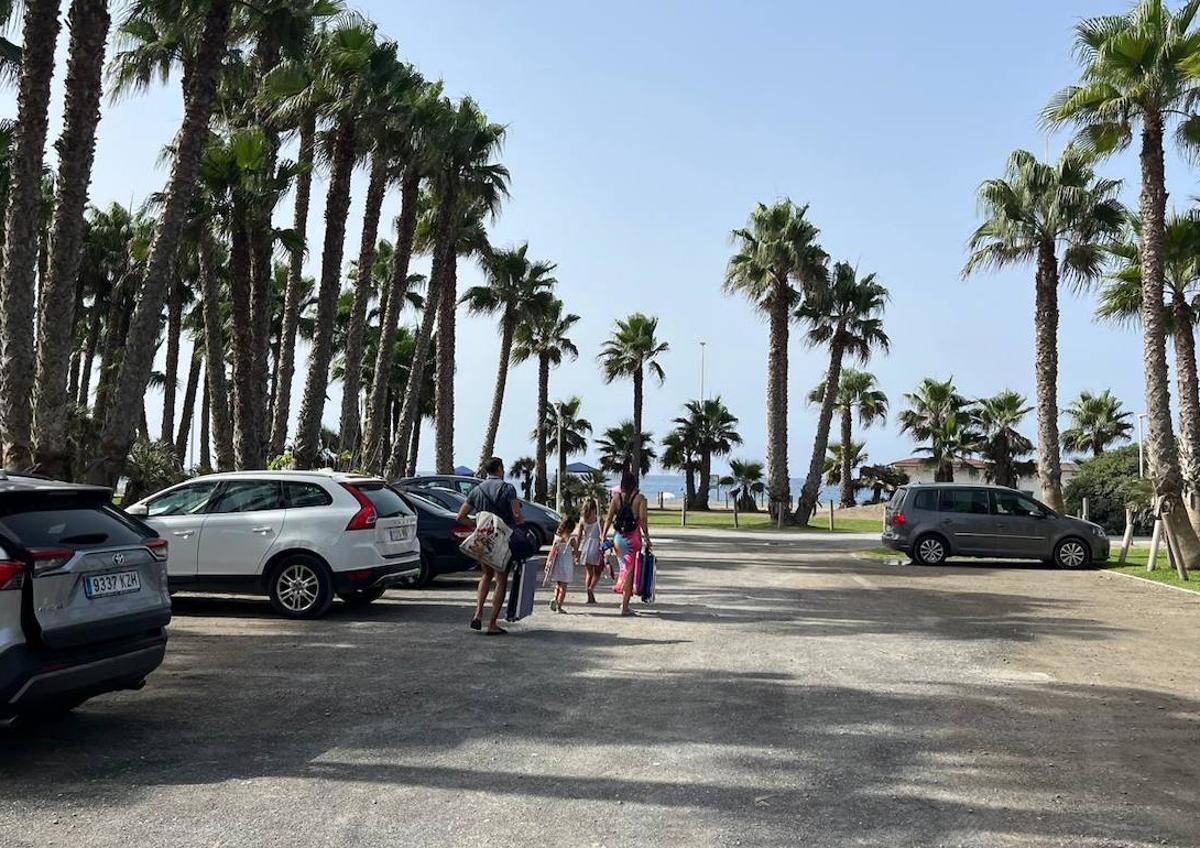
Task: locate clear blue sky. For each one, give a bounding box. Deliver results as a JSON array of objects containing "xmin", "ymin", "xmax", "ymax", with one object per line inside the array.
[{"xmin": 7, "ymin": 0, "xmax": 1186, "ymax": 474}]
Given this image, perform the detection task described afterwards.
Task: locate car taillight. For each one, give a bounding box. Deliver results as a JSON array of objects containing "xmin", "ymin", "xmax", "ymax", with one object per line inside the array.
[
  {"xmin": 451, "ymin": 523, "xmax": 473, "ymax": 540},
  {"xmin": 145, "ymin": 538, "xmax": 169, "ymax": 561},
  {"xmin": 29, "ymin": 547, "xmax": 74, "ymax": 574},
  {"xmin": 890, "ymin": 512, "xmax": 906, "ymax": 526},
  {"xmin": 340, "ymin": 483, "xmax": 377, "ymax": 531},
  {"xmin": 0, "ymin": 560, "xmax": 24, "ymax": 591}
]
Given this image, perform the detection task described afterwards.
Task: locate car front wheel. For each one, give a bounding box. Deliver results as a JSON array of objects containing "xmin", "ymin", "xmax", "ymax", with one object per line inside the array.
[
  {"xmin": 912, "ymin": 534, "xmax": 948, "ymax": 566},
  {"xmin": 268, "ymin": 555, "xmax": 334, "ymax": 619},
  {"xmin": 1053, "ymin": 537, "xmax": 1090, "ymax": 569}
]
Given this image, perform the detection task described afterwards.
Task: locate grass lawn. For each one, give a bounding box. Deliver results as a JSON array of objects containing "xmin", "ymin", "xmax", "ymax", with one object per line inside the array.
[
  {"xmin": 1104, "ymin": 548, "xmax": 1199, "ymax": 594},
  {"xmin": 645, "ymin": 508, "xmax": 883, "ymax": 534}
]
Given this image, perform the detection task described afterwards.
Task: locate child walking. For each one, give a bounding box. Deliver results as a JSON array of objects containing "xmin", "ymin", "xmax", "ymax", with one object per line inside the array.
[
  {"xmin": 576, "ymin": 498, "xmax": 603, "ymax": 604},
  {"xmin": 544, "ymin": 517, "xmax": 578, "ymax": 613}
]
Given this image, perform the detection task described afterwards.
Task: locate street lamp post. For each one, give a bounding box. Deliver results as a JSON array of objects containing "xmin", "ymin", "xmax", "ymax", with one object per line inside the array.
[
  {"xmin": 1137, "ymin": 412, "xmax": 1149, "ymax": 478},
  {"xmin": 700, "ymin": 341, "xmax": 706, "ymax": 402},
  {"xmin": 555, "ymin": 402, "xmax": 564, "ymax": 510}
]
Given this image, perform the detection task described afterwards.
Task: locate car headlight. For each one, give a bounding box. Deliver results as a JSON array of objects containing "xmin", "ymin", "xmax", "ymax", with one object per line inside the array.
[
  {"xmin": 1089, "ymin": 525, "xmax": 1106, "ymax": 538},
  {"xmin": 546, "ymin": 509, "xmax": 563, "ymax": 522}
]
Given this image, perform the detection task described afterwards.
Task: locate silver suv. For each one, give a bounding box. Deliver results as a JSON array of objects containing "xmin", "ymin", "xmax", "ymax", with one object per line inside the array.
[
  {"xmin": 0, "ymin": 474, "xmax": 171, "ymax": 722},
  {"xmin": 882, "ymin": 483, "xmax": 1110, "ymax": 567}
]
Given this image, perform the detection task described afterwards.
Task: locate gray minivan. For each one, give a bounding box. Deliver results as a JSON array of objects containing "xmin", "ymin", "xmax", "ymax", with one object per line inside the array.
[{"xmin": 882, "ymin": 483, "xmax": 1110, "ymax": 567}]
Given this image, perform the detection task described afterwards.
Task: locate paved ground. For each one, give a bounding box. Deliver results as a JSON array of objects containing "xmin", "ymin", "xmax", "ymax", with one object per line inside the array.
[{"xmin": 2, "ymin": 532, "xmax": 1199, "ymax": 847}]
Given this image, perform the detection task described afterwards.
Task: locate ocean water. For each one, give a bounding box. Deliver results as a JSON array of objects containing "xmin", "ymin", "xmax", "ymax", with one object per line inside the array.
[{"xmin": 629, "ymin": 473, "xmax": 843, "ymax": 507}]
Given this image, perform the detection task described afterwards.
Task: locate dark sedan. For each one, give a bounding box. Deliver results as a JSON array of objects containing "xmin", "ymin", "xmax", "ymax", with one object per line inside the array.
[
  {"xmin": 394, "ymin": 490, "xmax": 479, "ymax": 587},
  {"xmin": 394, "ymin": 476, "xmax": 561, "ymax": 549}
]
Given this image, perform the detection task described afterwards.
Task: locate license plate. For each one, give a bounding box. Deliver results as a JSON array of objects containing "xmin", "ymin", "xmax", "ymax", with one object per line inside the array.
[
  {"xmin": 389, "ymin": 528, "xmax": 409, "ymax": 542},
  {"xmin": 84, "ymin": 570, "xmax": 142, "ymax": 599}
]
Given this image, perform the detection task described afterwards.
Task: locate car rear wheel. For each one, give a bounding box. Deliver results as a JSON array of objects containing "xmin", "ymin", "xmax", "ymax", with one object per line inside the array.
[
  {"xmin": 1053, "ymin": 537, "xmax": 1090, "ymax": 569},
  {"xmin": 912, "ymin": 534, "xmax": 948, "ymax": 566},
  {"xmin": 337, "ymin": 586, "xmax": 387, "ymax": 607},
  {"xmin": 268, "ymin": 554, "xmax": 333, "ymax": 619}
]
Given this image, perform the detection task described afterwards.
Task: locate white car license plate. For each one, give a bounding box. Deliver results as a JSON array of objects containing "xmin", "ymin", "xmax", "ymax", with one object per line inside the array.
[
  {"xmin": 84, "ymin": 570, "xmax": 141, "ymax": 599},
  {"xmin": 389, "ymin": 527, "xmax": 409, "ymax": 542}
]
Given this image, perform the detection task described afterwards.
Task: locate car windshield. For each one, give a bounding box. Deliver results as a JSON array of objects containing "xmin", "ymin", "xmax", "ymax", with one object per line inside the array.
[
  {"xmin": 0, "ymin": 506, "xmax": 148, "ymax": 549},
  {"xmin": 355, "ymin": 482, "xmax": 412, "ymax": 518}
]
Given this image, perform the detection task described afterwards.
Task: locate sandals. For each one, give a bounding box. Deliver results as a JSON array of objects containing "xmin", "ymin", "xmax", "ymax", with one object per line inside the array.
[{"xmin": 485, "ymin": 627, "xmax": 508, "ymax": 636}]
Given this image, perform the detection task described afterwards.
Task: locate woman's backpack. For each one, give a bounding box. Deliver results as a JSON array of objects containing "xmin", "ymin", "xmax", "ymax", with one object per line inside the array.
[{"xmin": 614, "ymin": 493, "xmax": 638, "ymax": 534}]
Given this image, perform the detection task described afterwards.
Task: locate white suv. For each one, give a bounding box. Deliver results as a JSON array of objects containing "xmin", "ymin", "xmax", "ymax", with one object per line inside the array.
[{"xmin": 126, "ymin": 471, "xmax": 419, "ymax": 619}]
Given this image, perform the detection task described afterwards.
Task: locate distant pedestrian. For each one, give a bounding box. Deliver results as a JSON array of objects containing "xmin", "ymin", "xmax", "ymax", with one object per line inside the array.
[
  {"xmin": 544, "ymin": 517, "xmax": 578, "ymax": 613},
  {"xmin": 601, "ymin": 470, "xmax": 650, "ymax": 617},
  {"xmin": 576, "ymin": 498, "xmax": 604, "ymax": 604},
  {"xmin": 458, "ymin": 457, "xmax": 526, "ymax": 635}
]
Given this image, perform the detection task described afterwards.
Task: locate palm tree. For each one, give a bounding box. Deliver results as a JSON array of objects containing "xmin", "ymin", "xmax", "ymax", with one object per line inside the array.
[
  {"xmin": 963, "ymin": 147, "xmax": 1124, "ymax": 511},
  {"xmin": 388, "ymin": 96, "xmax": 508, "ymax": 478},
  {"xmin": 661, "ymin": 428, "xmax": 697, "ymax": 508},
  {"xmin": 466, "ymin": 243, "xmax": 557, "ymax": 467},
  {"xmin": 1099, "ymin": 212, "xmax": 1200, "ymax": 500},
  {"xmin": 28, "ymin": 0, "xmax": 111, "ymax": 476},
  {"xmin": 511, "ymin": 298, "xmax": 579, "ymax": 501},
  {"xmin": 728, "ymin": 458, "xmax": 766, "ymax": 512},
  {"xmin": 811, "ymin": 368, "xmax": 888, "ymax": 507},
  {"xmin": 360, "ymin": 76, "xmax": 439, "ymax": 472},
  {"xmin": 724, "ymin": 200, "xmax": 828, "ymax": 520},
  {"xmin": 508, "ymin": 456, "xmax": 535, "ymax": 501},
  {"xmin": 675, "ymin": 397, "xmax": 741, "ymax": 510},
  {"xmin": 540, "ymin": 396, "xmax": 592, "ymax": 508},
  {"xmin": 0, "ymin": 0, "xmax": 62, "ymax": 468},
  {"xmin": 972, "ymin": 390, "xmax": 1035, "ymax": 489},
  {"xmin": 898, "ymin": 377, "xmax": 975, "ymax": 482},
  {"xmin": 595, "ymin": 421, "xmax": 655, "ymax": 477},
  {"xmin": 86, "ymin": 0, "xmax": 232, "ymax": 485},
  {"xmin": 1062, "ymin": 389, "xmax": 1134, "ymax": 457},
  {"xmin": 287, "ymin": 21, "xmax": 396, "ymax": 470},
  {"xmin": 823, "ymin": 441, "xmax": 867, "ymax": 494},
  {"xmin": 795, "ymin": 262, "xmax": 889, "ymax": 521},
  {"xmin": 336, "ymin": 56, "xmax": 423, "ymax": 458},
  {"xmin": 598, "ymin": 313, "xmax": 669, "ymax": 481},
  {"xmin": 1045, "ymin": 0, "xmax": 1200, "ymax": 571}
]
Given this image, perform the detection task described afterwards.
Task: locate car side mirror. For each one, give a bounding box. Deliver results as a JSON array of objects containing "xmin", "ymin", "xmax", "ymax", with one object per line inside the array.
[{"xmin": 125, "ymin": 503, "xmax": 148, "ymax": 517}]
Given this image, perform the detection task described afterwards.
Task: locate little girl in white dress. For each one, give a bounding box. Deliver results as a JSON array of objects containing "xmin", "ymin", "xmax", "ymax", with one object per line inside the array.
[
  {"xmin": 576, "ymin": 498, "xmax": 603, "ymax": 604},
  {"xmin": 544, "ymin": 517, "xmax": 578, "ymax": 613}
]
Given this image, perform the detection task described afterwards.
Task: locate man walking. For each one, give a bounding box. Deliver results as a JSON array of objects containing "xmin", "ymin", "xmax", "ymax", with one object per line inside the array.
[{"xmin": 458, "ymin": 456, "xmax": 526, "ymax": 635}]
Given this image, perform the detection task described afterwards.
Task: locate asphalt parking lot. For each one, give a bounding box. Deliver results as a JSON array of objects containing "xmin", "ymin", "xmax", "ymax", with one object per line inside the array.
[{"xmin": 2, "ymin": 532, "xmax": 1198, "ymax": 847}]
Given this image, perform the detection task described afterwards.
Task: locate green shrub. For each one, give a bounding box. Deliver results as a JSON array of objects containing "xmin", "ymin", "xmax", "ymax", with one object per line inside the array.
[{"xmin": 1063, "ymin": 445, "xmax": 1153, "ymax": 534}]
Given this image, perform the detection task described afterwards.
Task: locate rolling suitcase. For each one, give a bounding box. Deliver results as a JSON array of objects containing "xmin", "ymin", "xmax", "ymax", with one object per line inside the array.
[
  {"xmin": 505, "ymin": 558, "xmax": 538, "ymax": 622},
  {"xmin": 638, "ymin": 550, "xmax": 656, "ymax": 603}
]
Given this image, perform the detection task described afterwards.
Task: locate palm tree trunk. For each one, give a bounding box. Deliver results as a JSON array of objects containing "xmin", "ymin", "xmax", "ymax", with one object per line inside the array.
[
  {"xmin": 29, "ymin": 0, "xmax": 108, "ymax": 477},
  {"xmin": 174, "ymin": 347, "xmax": 201, "ymax": 461},
  {"xmin": 683, "ymin": 459, "xmax": 696, "ymax": 509},
  {"xmin": 362, "ymin": 167, "xmax": 419, "ymax": 472},
  {"xmin": 78, "ymin": 296, "xmax": 102, "ymax": 407},
  {"xmin": 478, "ymin": 309, "xmax": 514, "ymax": 468},
  {"xmin": 1033, "ymin": 239, "xmax": 1065, "ymax": 512},
  {"xmin": 87, "ymin": 0, "xmax": 231, "ymax": 485},
  {"xmin": 159, "ymin": 281, "xmax": 182, "ymax": 444},
  {"xmin": 407, "ymin": 414, "xmax": 421, "ymax": 477},
  {"xmin": 93, "ymin": 290, "xmax": 130, "ymax": 422},
  {"xmin": 67, "ymin": 349, "xmax": 81, "ymax": 403},
  {"xmin": 227, "ymin": 206, "xmax": 257, "ymax": 468},
  {"xmin": 839, "ymin": 406, "xmax": 854, "ymax": 507},
  {"xmin": 434, "ymin": 249, "xmax": 457, "ymax": 474},
  {"xmin": 338, "ymin": 151, "xmax": 388, "ymax": 458},
  {"xmin": 388, "ymin": 192, "xmax": 455, "ymax": 479},
  {"xmin": 0, "ymin": 0, "xmax": 62, "ymax": 469},
  {"xmin": 199, "ymin": 378, "xmax": 210, "ymax": 471},
  {"xmin": 269, "ymin": 109, "xmax": 315, "ymax": 457},
  {"xmin": 293, "ymin": 118, "xmax": 356, "ymax": 470},
  {"xmin": 198, "ymin": 235, "xmax": 235, "ymax": 471},
  {"xmin": 534, "ymin": 353, "xmax": 549, "ymax": 501},
  {"xmin": 766, "ymin": 285, "xmax": 790, "ymax": 521},
  {"xmin": 1170, "ymin": 294, "xmax": 1200, "ymax": 535},
  {"xmin": 1139, "ymin": 116, "xmax": 1197, "ymax": 576},
  {"xmin": 699, "ymin": 451, "xmax": 712, "ymax": 510},
  {"xmin": 632, "ymin": 367, "xmax": 644, "ymax": 478},
  {"xmin": 797, "ymin": 337, "xmax": 845, "ymax": 522}
]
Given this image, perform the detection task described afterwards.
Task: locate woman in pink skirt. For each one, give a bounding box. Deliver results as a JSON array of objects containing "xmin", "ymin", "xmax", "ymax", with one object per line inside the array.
[{"xmin": 601, "ymin": 470, "xmax": 650, "ymax": 616}]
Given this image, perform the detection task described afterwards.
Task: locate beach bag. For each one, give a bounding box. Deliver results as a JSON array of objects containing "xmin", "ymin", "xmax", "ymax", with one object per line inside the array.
[
  {"xmin": 614, "ymin": 494, "xmax": 638, "ymax": 534},
  {"xmin": 460, "ymin": 511, "xmax": 513, "ymax": 572},
  {"xmin": 509, "ymin": 524, "xmax": 539, "ymax": 562}
]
